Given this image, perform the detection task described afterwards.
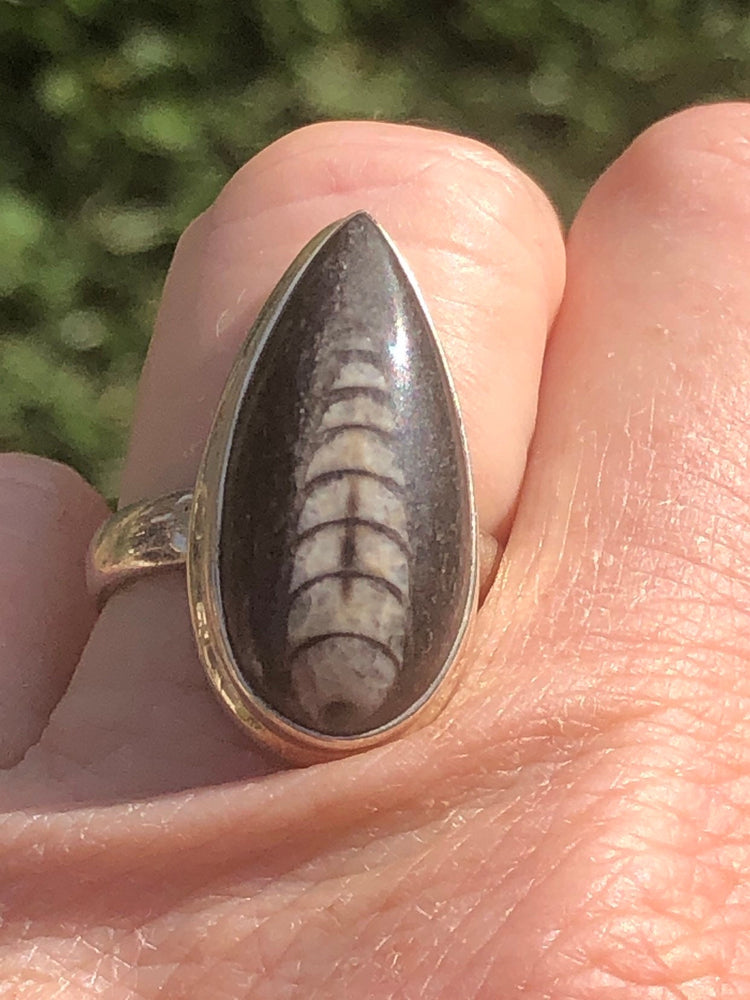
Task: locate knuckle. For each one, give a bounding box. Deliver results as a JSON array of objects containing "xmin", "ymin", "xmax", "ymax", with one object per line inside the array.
[
  {"xmin": 210, "ymin": 120, "xmax": 560, "ymax": 269},
  {"xmin": 599, "ymin": 100, "xmax": 750, "ymax": 221},
  {"xmin": 637, "ymin": 100, "xmax": 750, "ymax": 170}
]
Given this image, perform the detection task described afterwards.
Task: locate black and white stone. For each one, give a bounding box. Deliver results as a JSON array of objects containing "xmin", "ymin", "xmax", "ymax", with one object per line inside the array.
[
  {"xmin": 287, "ymin": 335, "xmax": 409, "ymax": 730},
  {"xmin": 218, "ymin": 213, "xmax": 474, "ymax": 737}
]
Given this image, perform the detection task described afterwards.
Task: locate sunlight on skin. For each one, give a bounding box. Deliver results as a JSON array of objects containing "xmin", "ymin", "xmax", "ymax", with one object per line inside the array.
[{"xmin": 2, "ymin": 106, "xmax": 750, "ymax": 997}]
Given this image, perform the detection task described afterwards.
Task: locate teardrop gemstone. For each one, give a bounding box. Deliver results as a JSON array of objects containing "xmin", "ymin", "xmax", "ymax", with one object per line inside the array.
[{"xmin": 214, "ymin": 213, "xmax": 475, "ymax": 739}]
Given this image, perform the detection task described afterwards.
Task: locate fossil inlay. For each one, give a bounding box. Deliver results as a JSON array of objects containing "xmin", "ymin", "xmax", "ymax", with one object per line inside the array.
[
  {"xmin": 285, "ymin": 342, "xmax": 410, "ymax": 729},
  {"xmin": 217, "ymin": 213, "xmax": 474, "ymax": 737}
]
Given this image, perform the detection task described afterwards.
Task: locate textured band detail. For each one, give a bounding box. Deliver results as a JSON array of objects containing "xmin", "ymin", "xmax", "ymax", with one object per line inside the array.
[{"xmin": 87, "ymin": 490, "xmax": 192, "ymax": 604}]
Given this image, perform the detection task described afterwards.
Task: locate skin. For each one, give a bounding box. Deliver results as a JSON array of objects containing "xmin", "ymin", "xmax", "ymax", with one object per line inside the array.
[{"xmin": 0, "ymin": 103, "xmax": 749, "ymax": 998}]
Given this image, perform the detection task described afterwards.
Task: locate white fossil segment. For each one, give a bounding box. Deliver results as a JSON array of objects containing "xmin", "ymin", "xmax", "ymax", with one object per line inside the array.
[
  {"xmin": 287, "ymin": 577, "xmax": 406, "ymax": 657},
  {"xmin": 286, "ymin": 338, "xmax": 412, "ymax": 729},
  {"xmin": 353, "ymin": 524, "xmax": 408, "ymax": 591},
  {"xmin": 297, "ymin": 476, "xmax": 408, "ymax": 540},
  {"xmin": 290, "ymin": 522, "xmax": 409, "ymax": 595},
  {"xmin": 291, "ymin": 636, "xmax": 398, "ymax": 728},
  {"xmin": 333, "ymin": 332, "xmax": 379, "ymax": 352},
  {"xmin": 304, "ymin": 427, "xmax": 405, "ymax": 486},
  {"xmin": 320, "ymin": 396, "xmax": 395, "ymax": 433},
  {"xmin": 331, "ymin": 361, "xmax": 387, "ymax": 392},
  {"xmin": 290, "ymin": 524, "xmax": 346, "ymax": 593}
]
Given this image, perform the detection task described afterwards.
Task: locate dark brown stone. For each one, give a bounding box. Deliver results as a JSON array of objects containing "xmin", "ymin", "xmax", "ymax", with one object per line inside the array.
[{"xmin": 218, "ymin": 213, "xmax": 474, "ymax": 737}]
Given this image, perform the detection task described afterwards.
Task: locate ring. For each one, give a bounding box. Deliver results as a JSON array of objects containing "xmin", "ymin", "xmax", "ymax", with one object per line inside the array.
[{"xmin": 88, "ymin": 213, "xmax": 477, "ymax": 765}]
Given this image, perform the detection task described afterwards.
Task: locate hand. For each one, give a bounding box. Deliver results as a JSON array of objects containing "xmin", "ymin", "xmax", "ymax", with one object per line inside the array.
[{"xmin": 2, "ymin": 104, "xmax": 749, "ymax": 998}]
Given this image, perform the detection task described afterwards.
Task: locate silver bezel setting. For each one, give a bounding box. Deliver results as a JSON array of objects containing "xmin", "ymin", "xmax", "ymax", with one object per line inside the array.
[{"xmin": 187, "ymin": 215, "xmax": 477, "ymax": 764}]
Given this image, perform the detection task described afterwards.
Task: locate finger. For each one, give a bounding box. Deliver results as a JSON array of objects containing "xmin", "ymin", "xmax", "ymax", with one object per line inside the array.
[
  {"xmin": 476, "ymin": 103, "xmax": 750, "ymax": 758},
  {"xmin": 441, "ymin": 101, "xmax": 750, "ymax": 998},
  {"xmin": 0, "ymin": 454, "xmax": 108, "ymax": 767},
  {"xmin": 123, "ymin": 121, "xmax": 564, "ymax": 538},
  {"xmin": 27, "ymin": 121, "xmax": 564, "ymax": 801}
]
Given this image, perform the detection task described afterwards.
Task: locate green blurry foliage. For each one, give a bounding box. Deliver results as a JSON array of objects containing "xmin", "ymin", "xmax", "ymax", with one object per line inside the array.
[{"xmin": 1, "ymin": 0, "xmax": 748, "ymax": 497}]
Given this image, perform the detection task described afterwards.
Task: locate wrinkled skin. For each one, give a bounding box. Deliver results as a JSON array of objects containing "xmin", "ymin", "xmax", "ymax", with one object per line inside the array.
[{"xmin": 2, "ymin": 105, "xmax": 750, "ymax": 999}]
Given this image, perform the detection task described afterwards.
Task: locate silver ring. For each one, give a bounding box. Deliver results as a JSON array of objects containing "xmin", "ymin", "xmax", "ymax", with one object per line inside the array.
[{"xmin": 88, "ymin": 213, "xmax": 477, "ymax": 765}]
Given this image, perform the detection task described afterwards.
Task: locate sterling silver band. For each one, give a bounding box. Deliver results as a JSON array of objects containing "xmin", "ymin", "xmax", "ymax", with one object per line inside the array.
[{"xmin": 88, "ymin": 490, "xmax": 192, "ymax": 604}]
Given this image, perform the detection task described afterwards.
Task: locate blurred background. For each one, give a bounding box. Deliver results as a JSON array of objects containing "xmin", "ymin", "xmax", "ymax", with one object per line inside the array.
[{"xmin": 1, "ymin": 0, "xmax": 748, "ymax": 499}]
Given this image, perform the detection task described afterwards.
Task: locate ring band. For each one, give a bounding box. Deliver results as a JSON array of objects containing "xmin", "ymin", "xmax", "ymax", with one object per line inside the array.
[
  {"xmin": 88, "ymin": 213, "xmax": 477, "ymax": 764},
  {"xmin": 88, "ymin": 490, "xmax": 192, "ymax": 604}
]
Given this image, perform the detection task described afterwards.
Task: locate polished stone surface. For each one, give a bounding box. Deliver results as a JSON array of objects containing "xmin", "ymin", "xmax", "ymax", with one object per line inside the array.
[{"xmin": 219, "ymin": 213, "xmax": 473, "ymax": 736}]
